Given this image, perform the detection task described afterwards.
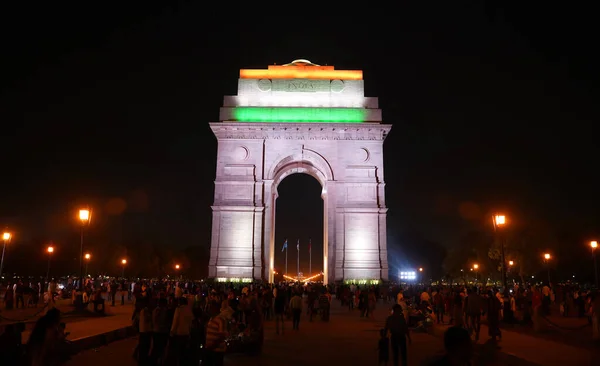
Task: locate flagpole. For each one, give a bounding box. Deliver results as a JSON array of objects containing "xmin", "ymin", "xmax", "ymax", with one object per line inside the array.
[
  {"xmin": 285, "ymin": 245, "xmax": 288, "ymax": 276},
  {"xmin": 297, "ymin": 239, "xmax": 300, "ymax": 279},
  {"xmin": 309, "ymin": 239, "xmax": 312, "ymax": 275}
]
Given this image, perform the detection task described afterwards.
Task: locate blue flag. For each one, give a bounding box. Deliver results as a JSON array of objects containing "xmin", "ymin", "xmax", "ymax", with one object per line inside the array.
[
  {"xmin": 281, "ymin": 240, "xmax": 288, "ymax": 252},
  {"xmin": 297, "ymin": 239, "xmax": 300, "ymax": 251}
]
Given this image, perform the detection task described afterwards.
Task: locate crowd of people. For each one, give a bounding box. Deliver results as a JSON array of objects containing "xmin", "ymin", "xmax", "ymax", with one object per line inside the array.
[{"xmin": 2, "ymin": 277, "xmax": 600, "ymax": 366}]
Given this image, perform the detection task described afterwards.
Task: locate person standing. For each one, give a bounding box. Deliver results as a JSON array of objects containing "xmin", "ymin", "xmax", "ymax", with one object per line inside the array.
[
  {"xmin": 274, "ymin": 287, "xmax": 286, "ymax": 334},
  {"xmin": 289, "ymin": 291, "xmax": 303, "ymax": 330},
  {"xmin": 385, "ymin": 304, "xmax": 412, "ymax": 366}
]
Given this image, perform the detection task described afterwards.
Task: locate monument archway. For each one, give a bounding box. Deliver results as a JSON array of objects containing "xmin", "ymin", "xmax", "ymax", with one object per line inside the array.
[
  {"xmin": 269, "ymin": 154, "xmax": 331, "ymax": 284},
  {"xmin": 208, "ymin": 60, "xmax": 391, "ymax": 284}
]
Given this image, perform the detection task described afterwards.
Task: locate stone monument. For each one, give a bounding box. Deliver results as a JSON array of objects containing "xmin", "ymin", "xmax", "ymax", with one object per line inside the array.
[{"xmin": 208, "ymin": 59, "xmax": 391, "ymax": 285}]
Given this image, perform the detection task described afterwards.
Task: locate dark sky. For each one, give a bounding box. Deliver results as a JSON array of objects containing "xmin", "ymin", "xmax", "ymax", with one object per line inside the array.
[{"xmin": 0, "ymin": 2, "xmax": 597, "ymax": 275}]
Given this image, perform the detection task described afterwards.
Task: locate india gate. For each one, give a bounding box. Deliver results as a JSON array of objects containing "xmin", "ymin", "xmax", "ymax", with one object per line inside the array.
[{"xmin": 208, "ymin": 59, "xmax": 391, "ymax": 285}]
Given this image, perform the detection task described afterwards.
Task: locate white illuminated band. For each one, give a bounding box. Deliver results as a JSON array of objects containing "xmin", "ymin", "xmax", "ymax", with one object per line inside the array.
[{"xmin": 223, "ymin": 95, "xmax": 379, "ymax": 109}]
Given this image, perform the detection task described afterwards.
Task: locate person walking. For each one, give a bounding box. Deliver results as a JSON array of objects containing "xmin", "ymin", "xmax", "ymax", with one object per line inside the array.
[{"xmin": 385, "ymin": 304, "xmax": 412, "ymax": 366}]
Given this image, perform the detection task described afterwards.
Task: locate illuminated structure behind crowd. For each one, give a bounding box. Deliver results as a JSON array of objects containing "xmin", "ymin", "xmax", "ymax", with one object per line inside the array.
[{"xmin": 208, "ymin": 60, "xmax": 391, "ymax": 285}]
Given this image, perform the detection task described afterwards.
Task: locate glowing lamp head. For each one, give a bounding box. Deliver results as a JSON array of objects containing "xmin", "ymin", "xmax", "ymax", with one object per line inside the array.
[
  {"xmin": 47, "ymin": 246, "xmax": 54, "ymax": 253},
  {"xmin": 419, "ymin": 267, "xmax": 423, "ymax": 272},
  {"xmin": 544, "ymin": 253, "xmax": 551, "ymax": 260},
  {"xmin": 494, "ymin": 215, "xmax": 506, "ymax": 226},
  {"xmin": 591, "ymin": 241, "xmax": 598, "ymax": 249},
  {"xmin": 79, "ymin": 209, "xmax": 90, "ymax": 222},
  {"xmin": 121, "ymin": 259, "xmax": 127, "ymax": 265},
  {"xmin": 473, "ymin": 264, "xmax": 479, "ymax": 270},
  {"xmin": 85, "ymin": 253, "xmax": 91, "ymax": 260},
  {"xmin": 175, "ymin": 264, "xmax": 180, "ymax": 270},
  {"xmin": 2, "ymin": 232, "xmax": 10, "ymax": 240},
  {"xmin": 509, "ymin": 260, "xmax": 514, "ymax": 266}
]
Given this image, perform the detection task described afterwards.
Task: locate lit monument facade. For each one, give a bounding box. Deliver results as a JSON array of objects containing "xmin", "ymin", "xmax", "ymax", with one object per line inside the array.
[{"xmin": 208, "ymin": 60, "xmax": 391, "ymax": 284}]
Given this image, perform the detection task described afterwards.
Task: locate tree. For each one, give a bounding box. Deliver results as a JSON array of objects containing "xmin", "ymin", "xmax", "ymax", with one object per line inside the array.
[
  {"xmin": 443, "ymin": 230, "xmax": 495, "ymax": 284},
  {"xmin": 489, "ymin": 218, "xmax": 560, "ymax": 284}
]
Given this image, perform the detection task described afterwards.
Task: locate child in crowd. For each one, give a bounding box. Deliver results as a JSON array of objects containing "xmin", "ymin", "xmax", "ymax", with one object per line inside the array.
[{"xmin": 378, "ymin": 328, "xmax": 389, "ymax": 365}]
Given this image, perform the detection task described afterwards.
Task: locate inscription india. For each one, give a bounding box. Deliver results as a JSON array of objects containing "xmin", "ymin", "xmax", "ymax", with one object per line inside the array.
[{"xmin": 272, "ymin": 79, "xmax": 330, "ymax": 93}]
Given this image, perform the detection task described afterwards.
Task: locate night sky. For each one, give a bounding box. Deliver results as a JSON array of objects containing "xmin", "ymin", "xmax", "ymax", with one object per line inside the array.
[{"xmin": 0, "ymin": 3, "xmax": 597, "ymax": 278}]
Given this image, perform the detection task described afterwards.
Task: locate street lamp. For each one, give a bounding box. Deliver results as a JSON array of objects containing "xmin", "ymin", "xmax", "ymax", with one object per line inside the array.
[
  {"xmin": 84, "ymin": 253, "xmax": 91, "ymax": 276},
  {"xmin": 121, "ymin": 258, "xmax": 127, "ymax": 278},
  {"xmin": 418, "ymin": 267, "xmax": 423, "ymax": 284},
  {"xmin": 78, "ymin": 208, "xmax": 91, "ymax": 292},
  {"xmin": 1, "ymin": 231, "xmax": 12, "ymax": 277},
  {"xmin": 493, "ymin": 214, "xmax": 508, "ymax": 294},
  {"xmin": 509, "ymin": 260, "xmax": 514, "ymax": 266},
  {"xmin": 543, "ymin": 253, "xmax": 551, "ymax": 284},
  {"xmin": 591, "ymin": 241, "xmax": 598, "ymax": 287},
  {"xmin": 473, "ymin": 264, "xmax": 479, "ymax": 284},
  {"xmin": 46, "ymin": 245, "xmax": 54, "ymax": 280}
]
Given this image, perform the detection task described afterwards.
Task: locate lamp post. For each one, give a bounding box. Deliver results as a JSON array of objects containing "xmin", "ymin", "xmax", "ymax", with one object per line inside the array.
[
  {"xmin": 543, "ymin": 253, "xmax": 551, "ymax": 285},
  {"xmin": 78, "ymin": 209, "xmax": 91, "ymax": 292},
  {"xmin": 175, "ymin": 264, "xmax": 181, "ymax": 279},
  {"xmin": 418, "ymin": 267, "xmax": 423, "ymax": 284},
  {"xmin": 473, "ymin": 264, "xmax": 479, "ymax": 284},
  {"xmin": 46, "ymin": 246, "xmax": 54, "ymax": 280},
  {"xmin": 121, "ymin": 259, "xmax": 127, "ymax": 278},
  {"xmin": 1, "ymin": 231, "xmax": 11, "ymax": 277},
  {"xmin": 493, "ymin": 214, "xmax": 508, "ymax": 294},
  {"xmin": 84, "ymin": 253, "xmax": 91, "ymax": 276},
  {"xmin": 591, "ymin": 241, "xmax": 598, "ymax": 288}
]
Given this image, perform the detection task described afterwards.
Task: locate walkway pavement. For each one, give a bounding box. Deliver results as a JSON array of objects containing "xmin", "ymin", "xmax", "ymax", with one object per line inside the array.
[
  {"xmin": 0, "ymin": 299, "xmax": 73, "ymax": 323},
  {"xmin": 67, "ymin": 300, "xmax": 446, "ymax": 366},
  {"xmin": 21, "ymin": 303, "xmax": 134, "ymax": 344},
  {"xmin": 66, "ymin": 300, "xmax": 545, "ymax": 366},
  {"xmin": 435, "ymin": 321, "xmax": 597, "ymax": 366},
  {"xmin": 504, "ymin": 311, "xmax": 594, "ymax": 350}
]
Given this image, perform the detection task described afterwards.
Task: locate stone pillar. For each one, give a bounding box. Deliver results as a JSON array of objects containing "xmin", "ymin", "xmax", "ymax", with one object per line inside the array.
[
  {"xmin": 325, "ymin": 181, "xmax": 336, "ymax": 285},
  {"xmin": 378, "ymin": 208, "xmax": 389, "ymax": 281},
  {"xmin": 335, "ymin": 208, "xmax": 345, "ymax": 283},
  {"xmin": 263, "ymin": 180, "xmax": 275, "ymax": 283},
  {"xmin": 208, "ymin": 209, "xmax": 221, "ymax": 278},
  {"xmin": 252, "ymin": 207, "xmax": 264, "ymax": 280}
]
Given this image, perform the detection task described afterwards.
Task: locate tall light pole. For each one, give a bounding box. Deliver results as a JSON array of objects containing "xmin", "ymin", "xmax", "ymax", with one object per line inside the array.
[
  {"xmin": 473, "ymin": 264, "xmax": 479, "ymax": 284},
  {"xmin": 493, "ymin": 214, "xmax": 508, "ymax": 294},
  {"xmin": 1, "ymin": 231, "xmax": 11, "ymax": 277},
  {"xmin": 543, "ymin": 253, "xmax": 551, "ymax": 285},
  {"xmin": 121, "ymin": 259, "xmax": 127, "ymax": 278},
  {"xmin": 46, "ymin": 246, "xmax": 54, "ymax": 280},
  {"xmin": 78, "ymin": 209, "xmax": 91, "ymax": 292},
  {"xmin": 419, "ymin": 267, "xmax": 423, "ymax": 284},
  {"xmin": 85, "ymin": 253, "xmax": 91, "ymax": 276},
  {"xmin": 591, "ymin": 241, "xmax": 598, "ymax": 288}
]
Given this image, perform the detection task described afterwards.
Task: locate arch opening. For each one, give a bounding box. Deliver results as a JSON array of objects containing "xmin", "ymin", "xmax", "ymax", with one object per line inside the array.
[
  {"xmin": 273, "ymin": 173, "xmax": 324, "ymax": 282},
  {"xmin": 268, "ymin": 159, "xmax": 331, "ymax": 284}
]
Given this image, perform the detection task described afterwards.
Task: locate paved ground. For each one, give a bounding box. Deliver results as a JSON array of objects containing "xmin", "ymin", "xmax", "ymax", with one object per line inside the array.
[
  {"xmin": 501, "ymin": 309, "xmax": 595, "ymax": 350},
  {"xmin": 435, "ymin": 319, "xmax": 597, "ymax": 366},
  {"xmin": 0, "ymin": 298, "xmax": 74, "ymax": 323},
  {"xmin": 67, "ymin": 301, "xmax": 444, "ymax": 366},
  {"xmin": 22, "ymin": 302, "xmax": 134, "ymax": 343},
  {"xmin": 65, "ymin": 300, "xmax": 546, "ymax": 366}
]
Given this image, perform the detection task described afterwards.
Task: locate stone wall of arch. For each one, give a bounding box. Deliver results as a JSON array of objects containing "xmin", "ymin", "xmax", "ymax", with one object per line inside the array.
[{"xmin": 208, "ymin": 123, "xmax": 390, "ymax": 284}]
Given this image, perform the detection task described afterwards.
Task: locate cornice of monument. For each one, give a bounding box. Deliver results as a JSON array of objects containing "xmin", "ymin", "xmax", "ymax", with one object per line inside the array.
[{"xmin": 209, "ymin": 122, "xmax": 391, "ymax": 141}]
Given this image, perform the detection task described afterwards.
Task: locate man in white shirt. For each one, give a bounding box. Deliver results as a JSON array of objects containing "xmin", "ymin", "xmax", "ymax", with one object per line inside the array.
[{"xmin": 397, "ymin": 289, "xmax": 404, "ymax": 305}]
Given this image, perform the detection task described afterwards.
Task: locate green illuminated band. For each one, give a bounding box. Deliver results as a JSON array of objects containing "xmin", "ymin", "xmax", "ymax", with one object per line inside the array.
[{"xmin": 232, "ymin": 107, "xmax": 366, "ymax": 123}]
